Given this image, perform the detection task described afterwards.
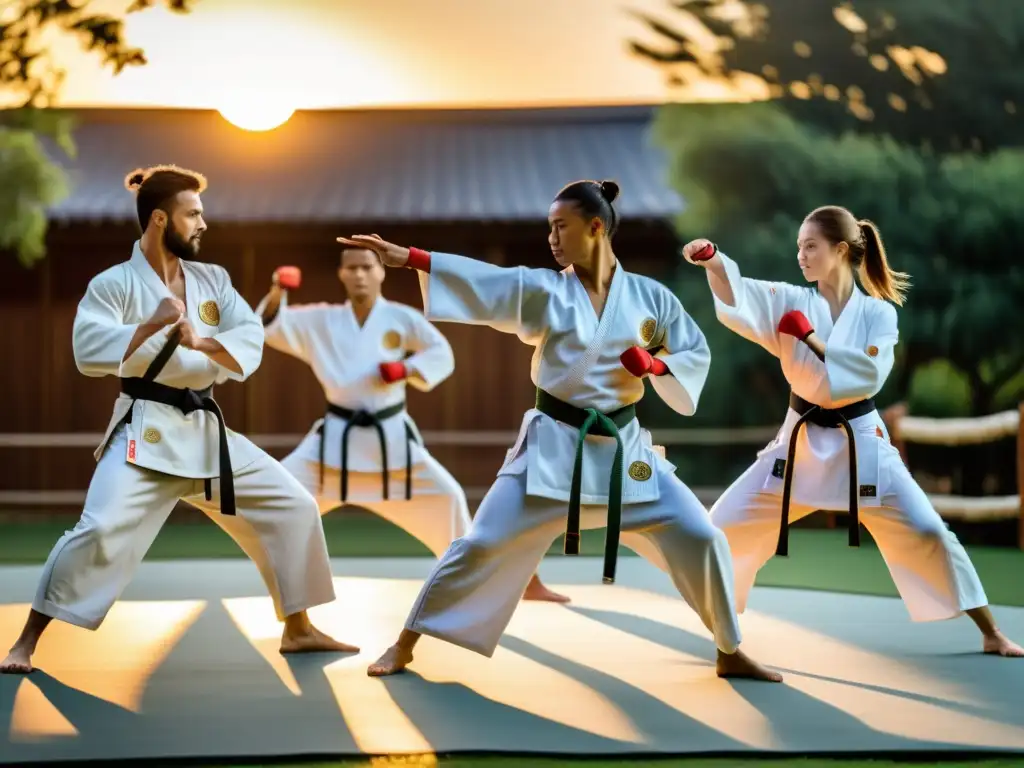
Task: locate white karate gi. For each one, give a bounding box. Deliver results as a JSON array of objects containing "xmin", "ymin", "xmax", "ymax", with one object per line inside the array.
[
  {"xmin": 256, "ymin": 293, "xmax": 471, "ymax": 556},
  {"xmin": 397, "ymin": 251, "xmax": 742, "ymax": 658},
  {"xmin": 32, "ymin": 242, "xmax": 336, "ymax": 630},
  {"xmin": 707, "ymin": 252, "xmax": 988, "ymax": 622}
]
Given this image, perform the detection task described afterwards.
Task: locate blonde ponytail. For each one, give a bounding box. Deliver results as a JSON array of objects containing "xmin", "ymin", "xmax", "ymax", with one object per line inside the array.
[{"xmin": 857, "ymin": 220, "xmax": 910, "ymax": 306}]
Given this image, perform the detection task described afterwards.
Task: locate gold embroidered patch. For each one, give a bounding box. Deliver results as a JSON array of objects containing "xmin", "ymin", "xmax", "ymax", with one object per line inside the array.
[
  {"xmin": 628, "ymin": 460, "xmax": 652, "ymax": 481},
  {"xmin": 639, "ymin": 317, "xmax": 657, "ymax": 345},
  {"xmin": 198, "ymin": 300, "xmax": 220, "ymax": 326},
  {"xmin": 382, "ymin": 330, "xmax": 402, "ymax": 350},
  {"xmin": 867, "ymin": 345, "xmax": 879, "ymax": 357},
  {"xmin": 143, "ymin": 427, "xmax": 161, "ymax": 444}
]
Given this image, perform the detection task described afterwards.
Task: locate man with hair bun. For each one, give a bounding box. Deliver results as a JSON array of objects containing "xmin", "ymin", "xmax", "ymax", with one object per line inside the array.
[
  {"xmin": 0, "ymin": 165, "xmax": 353, "ymax": 675},
  {"xmin": 339, "ymin": 178, "xmax": 780, "ymax": 682}
]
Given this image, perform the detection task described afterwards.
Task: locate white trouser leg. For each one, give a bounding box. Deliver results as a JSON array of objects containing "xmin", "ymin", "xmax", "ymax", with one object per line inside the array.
[
  {"xmin": 185, "ymin": 438, "xmax": 336, "ymax": 621},
  {"xmin": 860, "ymin": 463, "xmax": 988, "ymax": 622},
  {"xmin": 406, "ymin": 468, "xmax": 743, "ymax": 657},
  {"xmin": 32, "ymin": 427, "xmax": 188, "ymax": 630}
]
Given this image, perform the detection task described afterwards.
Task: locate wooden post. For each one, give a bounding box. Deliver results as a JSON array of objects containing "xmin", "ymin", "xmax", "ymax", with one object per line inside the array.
[{"xmin": 1017, "ymin": 402, "xmax": 1023, "ymax": 551}]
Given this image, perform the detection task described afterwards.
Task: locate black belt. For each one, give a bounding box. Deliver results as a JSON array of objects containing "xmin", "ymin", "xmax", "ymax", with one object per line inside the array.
[
  {"xmin": 776, "ymin": 392, "xmax": 876, "ymax": 556},
  {"xmin": 318, "ymin": 401, "xmax": 417, "ymax": 502},
  {"xmin": 534, "ymin": 389, "xmax": 636, "ymax": 584},
  {"xmin": 120, "ymin": 377, "xmax": 235, "ymax": 515}
]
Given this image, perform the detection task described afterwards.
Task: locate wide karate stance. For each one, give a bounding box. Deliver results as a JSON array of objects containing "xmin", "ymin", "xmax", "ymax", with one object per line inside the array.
[
  {"xmin": 686, "ymin": 204, "xmax": 1022, "ymax": 657},
  {"xmin": 0, "ymin": 165, "xmax": 353, "ymax": 675},
  {"xmin": 254, "ymin": 248, "xmax": 569, "ymax": 603},
  {"xmin": 341, "ymin": 179, "xmax": 782, "ymax": 681}
]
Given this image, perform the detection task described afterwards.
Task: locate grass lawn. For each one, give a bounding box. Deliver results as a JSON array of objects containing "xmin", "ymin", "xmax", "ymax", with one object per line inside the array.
[{"xmin": 2, "ymin": 513, "xmax": 1023, "ymax": 607}]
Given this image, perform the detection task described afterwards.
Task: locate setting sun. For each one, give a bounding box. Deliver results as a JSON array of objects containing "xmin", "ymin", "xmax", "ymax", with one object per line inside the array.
[{"xmin": 218, "ymin": 100, "xmax": 296, "ymax": 132}]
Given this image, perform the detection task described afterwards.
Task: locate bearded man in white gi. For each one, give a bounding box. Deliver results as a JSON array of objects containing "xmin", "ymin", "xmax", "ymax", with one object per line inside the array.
[{"xmin": 0, "ymin": 165, "xmax": 354, "ymax": 675}]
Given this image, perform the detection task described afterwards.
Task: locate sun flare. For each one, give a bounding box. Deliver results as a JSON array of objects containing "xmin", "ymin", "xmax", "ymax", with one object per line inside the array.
[{"xmin": 218, "ymin": 100, "xmax": 295, "ymax": 132}]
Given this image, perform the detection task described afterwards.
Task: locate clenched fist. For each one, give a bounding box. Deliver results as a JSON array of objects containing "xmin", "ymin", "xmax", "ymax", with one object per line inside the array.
[
  {"xmin": 273, "ymin": 266, "xmax": 302, "ymax": 291},
  {"xmin": 149, "ymin": 298, "xmax": 185, "ymax": 327},
  {"xmin": 778, "ymin": 310, "xmax": 814, "ymax": 341},
  {"xmin": 682, "ymin": 239, "xmax": 717, "ymax": 266},
  {"xmin": 379, "ymin": 361, "xmax": 407, "ymax": 383},
  {"xmin": 174, "ymin": 318, "xmax": 207, "ymax": 351},
  {"xmin": 620, "ymin": 346, "xmax": 668, "ymax": 377}
]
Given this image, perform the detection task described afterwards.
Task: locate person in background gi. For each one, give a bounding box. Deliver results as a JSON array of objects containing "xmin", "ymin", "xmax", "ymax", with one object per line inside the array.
[{"xmin": 255, "ymin": 247, "xmax": 571, "ymax": 603}]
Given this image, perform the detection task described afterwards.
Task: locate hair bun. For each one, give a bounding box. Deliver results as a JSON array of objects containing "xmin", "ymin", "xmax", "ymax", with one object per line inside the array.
[
  {"xmin": 124, "ymin": 169, "xmax": 146, "ymax": 191},
  {"xmin": 598, "ymin": 179, "xmax": 620, "ymax": 204}
]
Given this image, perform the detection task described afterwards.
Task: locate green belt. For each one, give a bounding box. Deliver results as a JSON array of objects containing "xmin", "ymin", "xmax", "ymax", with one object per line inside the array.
[{"xmin": 534, "ymin": 388, "xmax": 636, "ymax": 584}]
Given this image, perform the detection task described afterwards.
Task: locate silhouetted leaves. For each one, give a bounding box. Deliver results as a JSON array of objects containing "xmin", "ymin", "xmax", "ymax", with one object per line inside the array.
[
  {"xmin": 1, "ymin": 0, "xmax": 198, "ymax": 265},
  {"xmin": 630, "ymin": 0, "xmax": 1023, "ymax": 152}
]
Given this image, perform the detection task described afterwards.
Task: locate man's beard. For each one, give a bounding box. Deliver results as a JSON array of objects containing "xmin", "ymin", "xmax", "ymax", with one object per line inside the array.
[{"xmin": 163, "ymin": 223, "xmax": 200, "ymax": 259}]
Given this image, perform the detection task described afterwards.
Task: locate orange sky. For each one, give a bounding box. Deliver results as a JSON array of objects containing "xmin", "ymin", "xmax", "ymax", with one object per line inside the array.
[{"xmin": 25, "ymin": 0, "xmax": 766, "ymax": 111}]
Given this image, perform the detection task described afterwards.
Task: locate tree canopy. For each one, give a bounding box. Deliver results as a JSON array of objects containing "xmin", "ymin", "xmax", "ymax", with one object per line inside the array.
[
  {"xmin": 642, "ymin": 102, "xmax": 1023, "ymax": 423},
  {"xmin": 1, "ymin": 0, "xmax": 197, "ymax": 266},
  {"xmin": 629, "ymin": 0, "xmax": 1023, "ymax": 152}
]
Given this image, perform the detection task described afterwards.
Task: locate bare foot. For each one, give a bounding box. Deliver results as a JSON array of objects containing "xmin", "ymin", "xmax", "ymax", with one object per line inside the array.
[
  {"xmin": 522, "ymin": 579, "xmax": 571, "ymax": 604},
  {"xmin": 716, "ymin": 649, "xmax": 783, "ymax": 682},
  {"xmin": 367, "ymin": 644, "xmax": 414, "ymax": 677},
  {"xmin": 280, "ymin": 625, "xmax": 360, "ymax": 655},
  {"xmin": 983, "ymin": 631, "xmax": 1024, "ymax": 657},
  {"xmin": 0, "ymin": 646, "xmax": 33, "ymax": 675}
]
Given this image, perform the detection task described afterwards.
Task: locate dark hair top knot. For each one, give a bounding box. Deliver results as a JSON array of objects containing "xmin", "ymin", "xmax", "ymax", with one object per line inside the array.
[
  {"xmin": 125, "ymin": 169, "xmax": 147, "ymax": 191},
  {"xmin": 598, "ymin": 179, "xmax": 620, "ymax": 204},
  {"xmin": 553, "ymin": 178, "xmax": 622, "ymax": 238}
]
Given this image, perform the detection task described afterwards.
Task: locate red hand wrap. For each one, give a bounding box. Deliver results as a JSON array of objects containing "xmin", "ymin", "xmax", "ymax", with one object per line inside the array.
[
  {"xmin": 379, "ymin": 362, "xmax": 407, "ymax": 383},
  {"xmin": 620, "ymin": 346, "xmax": 668, "ymax": 377},
  {"xmin": 691, "ymin": 243, "xmax": 716, "ymax": 262},
  {"xmin": 276, "ymin": 266, "xmax": 302, "ymax": 290},
  {"xmin": 778, "ymin": 310, "xmax": 814, "ymax": 340},
  {"xmin": 406, "ymin": 247, "xmax": 431, "ymax": 272}
]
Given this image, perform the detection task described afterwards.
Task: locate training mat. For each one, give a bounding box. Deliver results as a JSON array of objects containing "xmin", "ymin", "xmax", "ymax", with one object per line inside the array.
[{"xmin": 1, "ymin": 557, "xmax": 1023, "ymax": 763}]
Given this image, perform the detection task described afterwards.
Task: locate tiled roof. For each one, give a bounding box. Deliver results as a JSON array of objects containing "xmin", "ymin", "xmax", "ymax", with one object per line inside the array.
[{"xmin": 42, "ymin": 105, "xmax": 684, "ymax": 224}]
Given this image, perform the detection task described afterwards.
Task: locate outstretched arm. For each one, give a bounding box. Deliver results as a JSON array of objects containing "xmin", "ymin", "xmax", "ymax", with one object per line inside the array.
[
  {"xmin": 337, "ymin": 236, "xmax": 550, "ymax": 342},
  {"xmin": 682, "ymin": 240, "xmax": 798, "ymax": 358}
]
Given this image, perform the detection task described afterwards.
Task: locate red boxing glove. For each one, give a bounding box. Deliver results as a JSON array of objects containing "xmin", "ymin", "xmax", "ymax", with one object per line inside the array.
[
  {"xmin": 275, "ymin": 266, "xmax": 302, "ymax": 291},
  {"xmin": 778, "ymin": 310, "xmax": 814, "ymax": 340},
  {"xmin": 406, "ymin": 247, "xmax": 431, "ymax": 272},
  {"xmin": 620, "ymin": 346, "xmax": 668, "ymax": 377},
  {"xmin": 379, "ymin": 361, "xmax": 407, "ymax": 383}
]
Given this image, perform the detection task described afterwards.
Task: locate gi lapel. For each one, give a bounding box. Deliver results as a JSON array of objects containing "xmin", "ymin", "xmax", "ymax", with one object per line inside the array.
[{"xmin": 564, "ymin": 262, "xmax": 625, "ymax": 391}]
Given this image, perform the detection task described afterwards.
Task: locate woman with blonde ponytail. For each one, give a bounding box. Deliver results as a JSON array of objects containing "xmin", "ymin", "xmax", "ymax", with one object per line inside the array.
[
  {"xmin": 856, "ymin": 219, "xmax": 911, "ymax": 306},
  {"xmin": 680, "ymin": 205, "xmax": 1022, "ymax": 658}
]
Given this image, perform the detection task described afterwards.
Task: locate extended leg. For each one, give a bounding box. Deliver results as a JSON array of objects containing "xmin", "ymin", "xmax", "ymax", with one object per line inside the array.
[
  {"xmin": 622, "ymin": 472, "xmax": 782, "ymax": 682},
  {"xmin": 368, "ymin": 472, "xmax": 567, "ymax": 676},
  {"xmin": 708, "ymin": 462, "xmax": 816, "ymax": 614},
  {"xmin": 1, "ymin": 428, "xmax": 185, "ymax": 674},
  {"xmin": 862, "ymin": 462, "xmax": 1023, "ymax": 657},
  {"xmin": 186, "ymin": 440, "xmax": 352, "ymax": 655}
]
